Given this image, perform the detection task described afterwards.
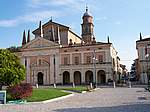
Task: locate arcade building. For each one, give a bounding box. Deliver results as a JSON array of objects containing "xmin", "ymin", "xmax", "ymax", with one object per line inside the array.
[{"xmin": 16, "ymin": 7, "xmax": 120, "ymax": 85}]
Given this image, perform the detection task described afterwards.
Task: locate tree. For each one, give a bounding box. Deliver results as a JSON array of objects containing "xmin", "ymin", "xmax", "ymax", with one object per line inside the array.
[
  {"xmin": 7, "ymin": 46, "xmax": 21, "ymax": 52},
  {"xmin": 0, "ymin": 49, "xmax": 25, "ymax": 90}
]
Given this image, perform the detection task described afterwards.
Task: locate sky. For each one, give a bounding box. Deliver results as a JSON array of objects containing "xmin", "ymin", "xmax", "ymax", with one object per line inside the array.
[{"xmin": 0, "ymin": 0, "xmax": 150, "ymax": 70}]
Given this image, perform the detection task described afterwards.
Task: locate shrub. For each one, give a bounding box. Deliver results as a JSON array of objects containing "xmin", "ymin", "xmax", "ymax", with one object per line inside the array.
[{"xmin": 7, "ymin": 83, "xmax": 33, "ymax": 100}]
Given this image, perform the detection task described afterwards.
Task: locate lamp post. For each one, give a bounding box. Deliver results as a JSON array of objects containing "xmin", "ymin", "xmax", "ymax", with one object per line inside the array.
[
  {"xmin": 93, "ymin": 49, "xmax": 98, "ymax": 88},
  {"xmin": 145, "ymin": 53, "xmax": 149, "ymax": 86},
  {"xmin": 113, "ymin": 70, "xmax": 116, "ymax": 88},
  {"xmin": 128, "ymin": 72, "xmax": 131, "ymax": 88},
  {"xmin": 53, "ymin": 54, "xmax": 56, "ymax": 88}
]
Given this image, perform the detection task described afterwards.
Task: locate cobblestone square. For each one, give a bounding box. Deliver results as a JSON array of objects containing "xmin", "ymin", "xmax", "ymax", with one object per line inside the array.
[{"xmin": 0, "ymin": 87, "xmax": 150, "ymax": 112}]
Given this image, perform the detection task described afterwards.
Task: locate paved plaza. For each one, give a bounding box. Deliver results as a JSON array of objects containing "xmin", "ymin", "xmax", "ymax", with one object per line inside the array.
[{"xmin": 0, "ymin": 87, "xmax": 150, "ymax": 112}]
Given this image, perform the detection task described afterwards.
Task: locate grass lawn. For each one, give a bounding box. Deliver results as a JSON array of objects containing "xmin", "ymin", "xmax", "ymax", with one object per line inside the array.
[
  {"xmin": 6, "ymin": 86, "xmax": 87, "ymax": 103},
  {"xmin": 7, "ymin": 88, "xmax": 70, "ymax": 102},
  {"xmin": 26, "ymin": 88, "xmax": 70, "ymax": 102},
  {"xmin": 57, "ymin": 86, "xmax": 87, "ymax": 93}
]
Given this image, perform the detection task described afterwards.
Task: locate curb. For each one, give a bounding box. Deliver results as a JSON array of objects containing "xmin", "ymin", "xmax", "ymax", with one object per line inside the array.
[
  {"xmin": 27, "ymin": 93, "xmax": 74, "ymax": 104},
  {"xmin": 42, "ymin": 94, "xmax": 74, "ymax": 103},
  {"xmin": 93, "ymin": 88, "xmax": 100, "ymax": 91},
  {"xmin": 5, "ymin": 94, "xmax": 74, "ymax": 105},
  {"xmin": 81, "ymin": 91, "xmax": 87, "ymax": 93}
]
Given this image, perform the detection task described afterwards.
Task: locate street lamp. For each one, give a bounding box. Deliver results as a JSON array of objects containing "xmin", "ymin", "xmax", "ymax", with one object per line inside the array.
[
  {"xmin": 53, "ymin": 54, "xmax": 56, "ymax": 88},
  {"xmin": 93, "ymin": 49, "xmax": 98, "ymax": 88},
  {"xmin": 145, "ymin": 53, "xmax": 149, "ymax": 86}
]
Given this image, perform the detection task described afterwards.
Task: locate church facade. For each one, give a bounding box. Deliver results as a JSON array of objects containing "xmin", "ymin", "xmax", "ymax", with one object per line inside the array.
[{"xmin": 17, "ymin": 7, "xmax": 120, "ymax": 85}]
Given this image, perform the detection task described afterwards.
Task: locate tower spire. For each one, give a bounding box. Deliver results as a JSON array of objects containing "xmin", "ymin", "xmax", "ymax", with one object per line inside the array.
[
  {"xmin": 86, "ymin": 4, "xmax": 88, "ymax": 12},
  {"xmin": 107, "ymin": 36, "xmax": 110, "ymax": 43},
  {"xmin": 49, "ymin": 16, "xmax": 53, "ymax": 22},
  {"xmin": 140, "ymin": 32, "xmax": 142, "ymax": 40},
  {"xmin": 39, "ymin": 21, "xmax": 43, "ymax": 37},
  {"xmin": 27, "ymin": 29, "xmax": 30, "ymax": 43},
  {"xmin": 22, "ymin": 30, "xmax": 26, "ymax": 46}
]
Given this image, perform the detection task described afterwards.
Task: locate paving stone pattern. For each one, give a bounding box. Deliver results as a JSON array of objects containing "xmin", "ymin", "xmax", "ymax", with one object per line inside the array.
[{"xmin": 0, "ymin": 88, "xmax": 150, "ymax": 112}]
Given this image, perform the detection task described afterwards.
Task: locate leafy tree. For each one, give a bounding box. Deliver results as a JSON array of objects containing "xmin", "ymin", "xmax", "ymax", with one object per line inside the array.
[
  {"xmin": 0, "ymin": 49, "xmax": 25, "ymax": 90},
  {"xmin": 7, "ymin": 46, "xmax": 21, "ymax": 52}
]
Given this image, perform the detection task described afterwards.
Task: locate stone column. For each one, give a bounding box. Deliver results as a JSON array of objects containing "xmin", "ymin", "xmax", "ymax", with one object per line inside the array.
[
  {"xmin": 81, "ymin": 53, "xmax": 85, "ymax": 84},
  {"xmin": 70, "ymin": 69, "xmax": 73, "ymax": 83},
  {"xmin": 55, "ymin": 54, "xmax": 60, "ymax": 83},
  {"xmin": 70, "ymin": 53, "xmax": 72, "ymax": 65},
  {"xmin": 32, "ymin": 70, "xmax": 35, "ymax": 85},
  {"xmin": 81, "ymin": 52, "xmax": 84, "ymax": 64},
  {"xmin": 34, "ymin": 71, "xmax": 38, "ymax": 85},
  {"xmin": 26, "ymin": 57, "xmax": 30, "ymax": 83},
  {"xmin": 45, "ymin": 70, "xmax": 48, "ymax": 85},
  {"xmin": 42, "ymin": 70, "xmax": 45, "ymax": 85},
  {"xmin": 49, "ymin": 55, "xmax": 52, "ymax": 84},
  {"xmin": 81, "ymin": 69, "xmax": 85, "ymax": 84}
]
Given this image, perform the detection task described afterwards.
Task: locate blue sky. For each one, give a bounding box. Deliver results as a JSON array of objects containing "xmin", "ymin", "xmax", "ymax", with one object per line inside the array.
[{"xmin": 0, "ymin": 0, "xmax": 150, "ymax": 70}]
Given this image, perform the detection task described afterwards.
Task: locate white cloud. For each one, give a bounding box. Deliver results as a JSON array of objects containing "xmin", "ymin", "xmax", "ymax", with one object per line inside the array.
[
  {"xmin": 0, "ymin": 0, "xmax": 86, "ymax": 27},
  {"xmin": 29, "ymin": 0, "xmax": 85, "ymax": 6},
  {"xmin": 95, "ymin": 17, "xmax": 108, "ymax": 21},
  {"xmin": 20, "ymin": 10, "xmax": 61, "ymax": 22},
  {"xmin": 0, "ymin": 20, "xmax": 18, "ymax": 27},
  {"xmin": 0, "ymin": 10, "xmax": 61, "ymax": 27},
  {"xmin": 28, "ymin": 0, "xmax": 85, "ymax": 10}
]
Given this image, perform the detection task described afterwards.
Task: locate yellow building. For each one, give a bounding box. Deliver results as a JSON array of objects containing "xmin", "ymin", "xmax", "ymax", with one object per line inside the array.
[
  {"xmin": 17, "ymin": 7, "xmax": 119, "ymax": 85},
  {"xmin": 136, "ymin": 33, "xmax": 150, "ymax": 84}
]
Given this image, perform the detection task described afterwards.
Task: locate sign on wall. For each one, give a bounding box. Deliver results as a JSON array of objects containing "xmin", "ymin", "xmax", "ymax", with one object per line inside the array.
[{"xmin": 0, "ymin": 91, "xmax": 6, "ymax": 104}]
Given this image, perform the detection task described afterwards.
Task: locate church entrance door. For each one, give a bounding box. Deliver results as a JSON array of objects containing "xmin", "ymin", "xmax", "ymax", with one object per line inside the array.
[{"xmin": 37, "ymin": 72, "xmax": 44, "ymax": 85}]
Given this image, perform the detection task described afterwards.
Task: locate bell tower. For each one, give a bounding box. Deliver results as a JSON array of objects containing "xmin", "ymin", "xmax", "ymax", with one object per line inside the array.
[{"xmin": 81, "ymin": 6, "xmax": 94, "ymax": 44}]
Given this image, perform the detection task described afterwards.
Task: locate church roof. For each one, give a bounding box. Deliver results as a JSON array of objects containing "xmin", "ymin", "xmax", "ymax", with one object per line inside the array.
[
  {"xmin": 32, "ymin": 20, "xmax": 69, "ymax": 34},
  {"xmin": 32, "ymin": 20, "xmax": 81, "ymax": 39},
  {"xmin": 136, "ymin": 36, "xmax": 150, "ymax": 42},
  {"xmin": 83, "ymin": 11, "xmax": 91, "ymax": 17}
]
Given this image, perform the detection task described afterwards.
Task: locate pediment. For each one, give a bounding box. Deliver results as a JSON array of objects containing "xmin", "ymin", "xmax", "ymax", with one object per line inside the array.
[{"xmin": 23, "ymin": 37, "xmax": 59, "ymax": 49}]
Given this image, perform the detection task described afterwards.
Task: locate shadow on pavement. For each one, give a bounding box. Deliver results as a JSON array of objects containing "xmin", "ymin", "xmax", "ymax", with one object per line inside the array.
[{"xmin": 53, "ymin": 103, "xmax": 150, "ymax": 112}]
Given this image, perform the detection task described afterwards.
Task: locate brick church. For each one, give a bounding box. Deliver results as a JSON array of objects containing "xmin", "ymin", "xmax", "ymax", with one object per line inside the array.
[{"xmin": 16, "ymin": 7, "xmax": 120, "ymax": 85}]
